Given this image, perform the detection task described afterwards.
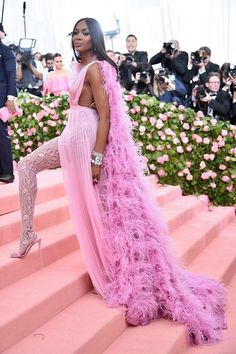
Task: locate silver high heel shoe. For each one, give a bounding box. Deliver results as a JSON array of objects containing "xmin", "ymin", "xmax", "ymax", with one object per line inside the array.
[{"xmin": 10, "ymin": 231, "xmax": 41, "ymax": 258}]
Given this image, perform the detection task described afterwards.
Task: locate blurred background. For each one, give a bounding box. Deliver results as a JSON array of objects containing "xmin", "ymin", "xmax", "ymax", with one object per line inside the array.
[{"xmin": 1, "ymin": 0, "xmax": 235, "ymax": 67}]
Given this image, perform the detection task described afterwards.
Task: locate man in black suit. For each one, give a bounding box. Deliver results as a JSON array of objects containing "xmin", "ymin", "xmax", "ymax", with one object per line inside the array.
[
  {"xmin": 184, "ymin": 46, "xmax": 220, "ymax": 92},
  {"xmin": 118, "ymin": 34, "xmax": 150, "ymax": 91},
  {"xmin": 149, "ymin": 39, "xmax": 188, "ymax": 87},
  {"xmin": 191, "ymin": 72, "xmax": 231, "ymax": 122},
  {"xmin": 0, "ymin": 23, "xmax": 17, "ymax": 183}
]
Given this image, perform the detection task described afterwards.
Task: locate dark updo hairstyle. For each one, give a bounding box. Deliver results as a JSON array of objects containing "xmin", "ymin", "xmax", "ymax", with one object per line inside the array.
[{"xmin": 72, "ymin": 17, "xmax": 117, "ymax": 73}]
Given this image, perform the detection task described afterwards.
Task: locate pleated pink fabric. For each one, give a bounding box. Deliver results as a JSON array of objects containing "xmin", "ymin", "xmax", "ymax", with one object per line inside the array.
[{"xmin": 58, "ymin": 60, "xmax": 226, "ymax": 346}]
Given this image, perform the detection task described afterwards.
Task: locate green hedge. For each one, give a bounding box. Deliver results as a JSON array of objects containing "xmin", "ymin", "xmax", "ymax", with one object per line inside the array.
[{"xmin": 9, "ymin": 92, "xmax": 236, "ymax": 206}]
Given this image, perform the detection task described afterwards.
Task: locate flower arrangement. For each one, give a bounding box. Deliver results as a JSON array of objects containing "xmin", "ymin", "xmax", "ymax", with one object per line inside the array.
[
  {"xmin": 9, "ymin": 91, "xmax": 236, "ymax": 206},
  {"xmin": 125, "ymin": 91, "xmax": 236, "ymax": 206},
  {"xmin": 8, "ymin": 92, "xmax": 69, "ymax": 161}
]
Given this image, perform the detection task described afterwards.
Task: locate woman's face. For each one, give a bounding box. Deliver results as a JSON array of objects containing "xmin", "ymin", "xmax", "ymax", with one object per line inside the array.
[
  {"xmin": 54, "ymin": 56, "xmax": 63, "ymax": 70},
  {"xmin": 72, "ymin": 20, "xmax": 92, "ymax": 54}
]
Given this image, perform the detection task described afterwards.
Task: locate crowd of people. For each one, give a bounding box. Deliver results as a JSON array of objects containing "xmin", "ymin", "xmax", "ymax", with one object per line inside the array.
[{"xmin": 107, "ymin": 36, "xmax": 236, "ymax": 125}]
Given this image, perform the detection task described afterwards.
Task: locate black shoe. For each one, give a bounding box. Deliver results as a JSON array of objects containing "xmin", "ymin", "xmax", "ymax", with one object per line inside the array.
[{"xmin": 0, "ymin": 174, "xmax": 15, "ymax": 183}]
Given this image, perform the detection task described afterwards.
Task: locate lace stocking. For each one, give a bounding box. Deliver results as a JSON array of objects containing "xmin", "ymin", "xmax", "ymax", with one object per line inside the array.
[{"xmin": 17, "ymin": 137, "xmax": 60, "ymax": 250}]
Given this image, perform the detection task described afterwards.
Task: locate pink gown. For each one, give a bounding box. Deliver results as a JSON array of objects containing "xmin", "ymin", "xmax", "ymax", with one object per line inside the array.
[
  {"xmin": 43, "ymin": 71, "xmax": 69, "ymax": 95},
  {"xmin": 58, "ymin": 60, "xmax": 226, "ymax": 345}
]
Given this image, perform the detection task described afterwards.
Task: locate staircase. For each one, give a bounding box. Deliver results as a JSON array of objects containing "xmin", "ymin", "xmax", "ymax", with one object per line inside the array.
[{"xmin": 0, "ymin": 169, "xmax": 235, "ymax": 354}]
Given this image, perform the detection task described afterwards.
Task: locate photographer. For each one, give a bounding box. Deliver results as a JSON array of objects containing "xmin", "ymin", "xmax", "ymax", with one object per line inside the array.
[
  {"xmin": 149, "ymin": 39, "xmax": 188, "ymax": 87},
  {"xmin": 118, "ymin": 34, "xmax": 149, "ymax": 91},
  {"xmin": 16, "ymin": 48, "xmax": 43, "ymax": 97},
  {"xmin": 131, "ymin": 69, "xmax": 154, "ymax": 96},
  {"xmin": 221, "ymin": 63, "xmax": 236, "ymax": 124},
  {"xmin": 191, "ymin": 72, "xmax": 231, "ymax": 122},
  {"xmin": 184, "ymin": 46, "xmax": 219, "ymax": 92},
  {"xmin": 153, "ymin": 69, "xmax": 187, "ymax": 106}
]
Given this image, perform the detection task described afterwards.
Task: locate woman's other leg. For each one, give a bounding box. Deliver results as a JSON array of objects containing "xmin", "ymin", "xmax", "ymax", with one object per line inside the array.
[{"xmin": 11, "ymin": 137, "xmax": 61, "ymax": 257}]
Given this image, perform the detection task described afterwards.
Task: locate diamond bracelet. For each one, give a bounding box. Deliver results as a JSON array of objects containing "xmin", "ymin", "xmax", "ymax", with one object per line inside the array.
[{"xmin": 91, "ymin": 151, "xmax": 103, "ymax": 167}]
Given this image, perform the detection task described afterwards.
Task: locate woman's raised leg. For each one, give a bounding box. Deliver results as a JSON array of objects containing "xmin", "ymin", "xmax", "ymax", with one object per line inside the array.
[{"xmin": 11, "ymin": 137, "xmax": 61, "ymax": 258}]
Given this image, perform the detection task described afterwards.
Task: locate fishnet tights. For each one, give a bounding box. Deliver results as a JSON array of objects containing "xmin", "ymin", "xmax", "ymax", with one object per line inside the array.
[{"xmin": 16, "ymin": 137, "xmax": 60, "ymax": 252}]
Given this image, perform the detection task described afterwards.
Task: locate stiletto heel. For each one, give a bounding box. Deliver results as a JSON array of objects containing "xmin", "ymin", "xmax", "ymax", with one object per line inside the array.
[{"xmin": 10, "ymin": 232, "xmax": 41, "ymax": 259}]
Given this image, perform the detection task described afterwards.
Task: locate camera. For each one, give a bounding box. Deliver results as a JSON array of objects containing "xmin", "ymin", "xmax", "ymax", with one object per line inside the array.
[
  {"xmin": 125, "ymin": 54, "xmax": 134, "ymax": 64},
  {"xmin": 163, "ymin": 42, "xmax": 176, "ymax": 55},
  {"xmin": 17, "ymin": 47, "xmax": 33, "ymax": 65},
  {"xmin": 229, "ymin": 64, "xmax": 236, "ymax": 78},
  {"xmin": 16, "ymin": 38, "xmax": 36, "ymax": 66},
  {"xmin": 191, "ymin": 50, "xmax": 207, "ymax": 65},
  {"xmin": 139, "ymin": 71, "xmax": 149, "ymax": 81},
  {"xmin": 195, "ymin": 84, "xmax": 208, "ymax": 99},
  {"xmin": 154, "ymin": 68, "xmax": 170, "ymax": 84}
]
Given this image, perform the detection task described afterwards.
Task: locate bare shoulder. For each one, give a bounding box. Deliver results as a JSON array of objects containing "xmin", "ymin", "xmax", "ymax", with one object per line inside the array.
[{"xmin": 86, "ymin": 62, "xmax": 103, "ymax": 82}]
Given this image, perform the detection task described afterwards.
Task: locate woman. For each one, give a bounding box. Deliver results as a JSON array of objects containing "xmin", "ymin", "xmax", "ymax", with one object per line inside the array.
[
  {"xmin": 43, "ymin": 53, "xmax": 69, "ymax": 95},
  {"xmin": 11, "ymin": 18, "xmax": 226, "ymax": 345}
]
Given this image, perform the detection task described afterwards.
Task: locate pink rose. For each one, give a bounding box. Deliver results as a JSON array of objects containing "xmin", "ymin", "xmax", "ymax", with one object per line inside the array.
[
  {"xmin": 221, "ymin": 176, "xmax": 230, "ymax": 182},
  {"xmin": 196, "ymin": 111, "xmax": 204, "ymax": 117},
  {"xmin": 157, "ymin": 168, "xmax": 166, "ymax": 177},
  {"xmin": 149, "ymin": 117, "xmax": 156, "ymax": 125},
  {"xmin": 211, "ymin": 144, "xmax": 219, "ymax": 153},
  {"xmin": 183, "ymin": 123, "xmax": 190, "ymax": 130},
  {"xmin": 200, "ymin": 161, "xmax": 206, "ymax": 169},
  {"xmin": 221, "ymin": 130, "xmax": 228, "ymax": 137},
  {"xmin": 210, "ymin": 118, "xmax": 217, "ymax": 126},
  {"xmin": 159, "ymin": 102, "xmax": 165, "ymax": 109},
  {"xmin": 149, "ymin": 164, "xmax": 156, "ymax": 171},
  {"xmin": 226, "ymin": 185, "xmax": 233, "ymax": 192},
  {"xmin": 219, "ymin": 164, "xmax": 227, "ymax": 170},
  {"xmin": 173, "ymin": 137, "xmax": 180, "ymax": 145},
  {"xmin": 186, "ymin": 174, "xmax": 193, "ymax": 181},
  {"xmin": 186, "ymin": 145, "xmax": 192, "ymax": 152},
  {"xmin": 139, "ymin": 125, "xmax": 146, "ymax": 133},
  {"xmin": 203, "ymin": 125, "xmax": 209, "ymax": 132},
  {"xmin": 129, "ymin": 90, "xmax": 137, "ymax": 96},
  {"xmin": 140, "ymin": 99, "xmax": 147, "ymax": 105},
  {"xmin": 130, "ymin": 108, "xmax": 136, "ymax": 114},
  {"xmin": 177, "ymin": 146, "xmax": 184, "ymax": 153},
  {"xmin": 156, "ymin": 119, "xmax": 164, "ymax": 129},
  {"xmin": 141, "ymin": 116, "xmax": 148, "ymax": 122},
  {"xmin": 203, "ymin": 138, "xmax": 210, "ymax": 144},
  {"xmin": 157, "ymin": 156, "xmax": 165, "ymax": 164},
  {"xmin": 201, "ymin": 172, "xmax": 210, "ymax": 180},
  {"xmin": 185, "ymin": 161, "xmax": 192, "ymax": 168}
]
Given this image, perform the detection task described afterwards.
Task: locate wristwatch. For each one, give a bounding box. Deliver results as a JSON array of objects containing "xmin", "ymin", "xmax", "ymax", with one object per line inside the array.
[{"xmin": 7, "ymin": 95, "xmax": 15, "ymax": 101}]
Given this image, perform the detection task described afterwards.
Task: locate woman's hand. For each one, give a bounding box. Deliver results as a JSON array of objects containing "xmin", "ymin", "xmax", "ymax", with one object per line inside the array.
[{"xmin": 91, "ymin": 165, "xmax": 101, "ymax": 184}]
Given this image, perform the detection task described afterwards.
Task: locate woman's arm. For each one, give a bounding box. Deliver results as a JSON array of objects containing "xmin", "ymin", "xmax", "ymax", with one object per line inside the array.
[
  {"xmin": 86, "ymin": 63, "xmax": 110, "ymax": 182},
  {"xmin": 87, "ymin": 63, "xmax": 110, "ymax": 154}
]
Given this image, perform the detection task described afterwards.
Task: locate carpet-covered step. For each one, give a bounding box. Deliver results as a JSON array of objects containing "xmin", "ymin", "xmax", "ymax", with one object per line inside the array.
[
  {"xmin": 171, "ymin": 205, "xmax": 235, "ymax": 265},
  {"xmin": 162, "ymin": 194, "xmax": 209, "ymax": 232},
  {"xmin": 103, "ymin": 218, "xmax": 236, "ymax": 354},
  {"xmin": 0, "ymin": 196, "xmax": 70, "ymax": 246},
  {"xmin": 0, "ymin": 250, "xmax": 91, "ymax": 352},
  {"xmin": 0, "ymin": 169, "xmax": 65, "ymax": 216},
  {"xmin": 188, "ymin": 218, "xmax": 236, "ymax": 285},
  {"xmin": 4, "ymin": 293, "xmax": 127, "ymax": 354},
  {"xmin": 0, "ymin": 220, "xmax": 78, "ymax": 289}
]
